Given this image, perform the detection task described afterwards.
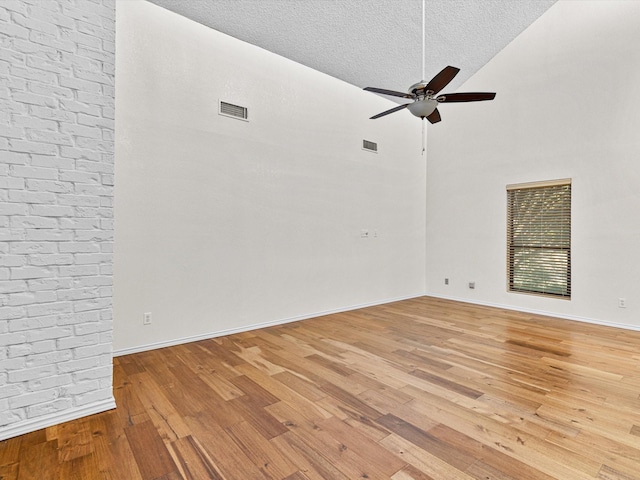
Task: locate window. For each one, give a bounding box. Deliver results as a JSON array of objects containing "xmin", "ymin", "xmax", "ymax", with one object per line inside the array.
[{"xmin": 507, "ymin": 179, "xmax": 571, "ymax": 298}]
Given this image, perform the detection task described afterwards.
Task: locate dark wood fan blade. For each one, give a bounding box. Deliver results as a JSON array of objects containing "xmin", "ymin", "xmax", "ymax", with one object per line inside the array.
[
  {"xmin": 370, "ymin": 103, "xmax": 409, "ymax": 119},
  {"xmin": 426, "ymin": 108, "xmax": 441, "ymax": 124},
  {"xmin": 364, "ymin": 87, "xmax": 415, "ymax": 99},
  {"xmin": 425, "ymin": 66, "xmax": 460, "ymax": 94},
  {"xmin": 436, "ymin": 92, "xmax": 496, "ymax": 103}
]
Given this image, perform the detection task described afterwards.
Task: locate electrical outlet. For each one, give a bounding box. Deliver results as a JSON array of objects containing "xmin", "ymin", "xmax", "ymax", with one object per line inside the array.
[
  {"xmin": 468, "ymin": 281, "xmax": 475, "ymax": 289},
  {"xmin": 444, "ymin": 278, "xmax": 449, "ymax": 285},
  {"xmin": 618, "ymin": 298, "xmax": 626, "ymax": 308},
  {"xmin": 143, "ymin": 312, "xmax": 152, "ymax": 325}
]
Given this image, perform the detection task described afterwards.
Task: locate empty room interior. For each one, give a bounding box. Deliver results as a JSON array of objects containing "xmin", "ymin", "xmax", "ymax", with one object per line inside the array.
[{"xmin": 1, "ymin": 0, "xmax": 640, "ymax": 478}]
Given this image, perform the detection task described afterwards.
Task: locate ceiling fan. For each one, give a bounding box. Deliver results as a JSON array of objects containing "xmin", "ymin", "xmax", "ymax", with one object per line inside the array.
[{"xmin": 364, "ymin": 65, "xmax": 496, "ymax": 124}]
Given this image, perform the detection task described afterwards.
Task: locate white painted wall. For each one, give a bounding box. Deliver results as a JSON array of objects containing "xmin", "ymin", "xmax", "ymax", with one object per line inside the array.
[
  {"xmin": 0, "ymin": 0, "xmax": 115, "ymax": 441},
  {"xmin": 114, "ymin": 0, "xmax": 426, "ymax": 353},
  {"xmin": 426, "ymin": 0, "xmax": 640, "ymax": 328}
]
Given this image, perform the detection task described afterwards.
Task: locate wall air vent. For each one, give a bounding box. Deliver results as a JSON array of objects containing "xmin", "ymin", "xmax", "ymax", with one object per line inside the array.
[
  {"xmin": 362, "ymin": 139, "xmax": 378, "ymax": 153},
  {"xmin": 219, "ymin": 101, "xmax": 248, "ymax": 121}
]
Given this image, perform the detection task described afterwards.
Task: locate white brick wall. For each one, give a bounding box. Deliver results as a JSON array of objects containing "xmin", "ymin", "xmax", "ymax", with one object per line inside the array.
[{"xmin": 0, "ymin": 0, "xmax": 114, "ymax": 440}]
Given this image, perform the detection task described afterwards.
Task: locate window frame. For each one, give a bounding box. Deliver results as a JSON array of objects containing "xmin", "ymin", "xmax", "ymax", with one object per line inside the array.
[{"xmin": 506, "ymin": 178, "xmax": 572, "ymax": 299}]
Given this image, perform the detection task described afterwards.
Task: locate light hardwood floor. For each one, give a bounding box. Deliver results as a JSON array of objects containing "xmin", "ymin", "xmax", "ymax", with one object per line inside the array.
[{"xmin": 2, "ymin": 296, "xmax": 640, "ymax": 479}]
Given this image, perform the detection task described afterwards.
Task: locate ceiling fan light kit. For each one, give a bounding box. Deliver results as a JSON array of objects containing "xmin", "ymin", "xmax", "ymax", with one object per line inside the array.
[{"xmin": 407, "ymin": 98, "xmax": 438, "ymax": 118}]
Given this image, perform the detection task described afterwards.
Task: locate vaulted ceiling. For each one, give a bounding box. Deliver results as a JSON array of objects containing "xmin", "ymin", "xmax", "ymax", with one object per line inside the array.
[{"xmin": 147, "ymin": 0, "xmax": 557, "ymax": 94}]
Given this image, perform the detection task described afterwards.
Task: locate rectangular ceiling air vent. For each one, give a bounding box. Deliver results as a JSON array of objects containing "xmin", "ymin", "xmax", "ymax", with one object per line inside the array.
[
  {"xmin": 362, "ymin": 139, "xmax": 378, "ymax": 153},
  {"xmin": 219, "ymin": 101, "xmax": 248, "ymax": 121}
]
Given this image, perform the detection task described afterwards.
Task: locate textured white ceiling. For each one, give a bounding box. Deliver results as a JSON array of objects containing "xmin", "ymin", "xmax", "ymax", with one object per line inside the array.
[{"xmin": 146, "ymin": 0, "xmax": 556, "ymax": 94}]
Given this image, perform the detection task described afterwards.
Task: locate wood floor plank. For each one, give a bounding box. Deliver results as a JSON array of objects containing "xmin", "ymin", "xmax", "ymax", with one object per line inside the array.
[
  {"xmin": 55, "ymin": 419, "xmax": 93, "ymax": 462},
  {"xmin": 197, "ymin": 371, "xmax": 245, "ymax": 401},
  {"xmin": 0, "ymin": 462, "xmax": 19, "ymax": 480},
  {"xmin": 318, "ymin": 382, "xmax": 383, "ymax": 421},
  {"xmin": 391, "ymin": 464, "xmax": 436, "ymax": 480},
  {"xmin": 282, "ymin": 472, "xmax": 311, "ymax": 480},
  {"xmin": 57, "ymin": 452, "xmax": 100, "ymax": 480},
  {"xmin": 598, "ymin": 464, "xmax": 639, "ymax": 480},
  {"xmin": 377, "ymin": 413, "xmax": 477, "ymax": 472},
  {"xmin": 224, "ymin": 421, "xmax": 298, "ymax": 478},
  {"xmin": 380, "ymin": 433, "xmax": 476, "ymax": 480},
  {"xmin": 271, "ymin": 371, "xmax": 327, "ymax": 402},
  {"xmin": 235, "ymin": 363, "xmax": 332, "ymax": 424},
  {"xmin": 317, "ymin": 415, "xmax": 406, "ymax": 476},
  {"xmin": 171, "ymin": 435, "xmax": 226, "ymax": 480},
  {"xmin": 123, "ymin": 420, "xmax": 179, "ymax": 480},
  {"xmin": 399, "ymin": 385, "xmax": 601, "ymax": 478},
  {"xmin": 128, "ymin": 371, "xmax": 192, "ymax": 442},
  {"xmin": 0, "ymin": 436, "xmax": 21, "ymax": 467},
  {"xmin": 4, "ymin": 296, "xmax": 640, "ymax": 479},
  {"xmin": 229, "ymin": 395, "xmax": 289, "ymax": 440},
  {"xmin": 271, "ymin": 431, "xmax": 349, "ymax": 480},
  {"xmin": 88, "ymin": 411, "xmax": 143, "ymax": 480},
  {"xmin": 227, "ymin": 374, "xmax": 281, "ymax": 407},
  {"xmin": 545, "ymin": 430, "xmax": 640, "ymax": 480},
  {"xmin": 15, "ymin": 440, "xmax": 59, "ymax": 480},
  {"xmin": 409, "ymin": 368, "xmax": 484, "ymax": 399},
  {"xmin": 182, "ymin": 415, "xmax": 265, "ymax": 480}
]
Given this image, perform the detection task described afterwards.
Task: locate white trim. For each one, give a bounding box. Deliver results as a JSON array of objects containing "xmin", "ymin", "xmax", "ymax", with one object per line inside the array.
[
  {"xmin": 116, "ymin": 292, "xmax": 640, "ymax": 356},
  {"xmin": 425, "ymin": 292, "xmax": 640, "ymax": 332},
  {"xmin": 113, "ymin": 293, "xmax": 424, "ymax": 357},
  {"xmin": 0, "ymin": 397, "xmax": 116, "ymax": 442}
]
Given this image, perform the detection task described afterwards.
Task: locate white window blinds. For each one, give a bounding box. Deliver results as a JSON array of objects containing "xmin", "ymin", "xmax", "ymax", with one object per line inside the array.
[{"xmin": 507, "ymin": 179, "xmax": 571, "ymax": 298}]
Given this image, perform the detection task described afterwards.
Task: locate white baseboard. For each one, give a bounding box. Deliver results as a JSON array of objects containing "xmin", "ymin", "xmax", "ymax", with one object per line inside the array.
[
  {"xmin": 114, "ymin": 291, "xmax": 640, "ymax": 356},
  {"xmin": 0, "ymin": 397, "xmax": 116, "ymax": 442},
  {"xmin": 113, "ymin": 293, "xmax": 425, "ymax": 357},
  {"xmin": 425, "ymin": 292, "xmax": 640, "ymax": 332}
]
